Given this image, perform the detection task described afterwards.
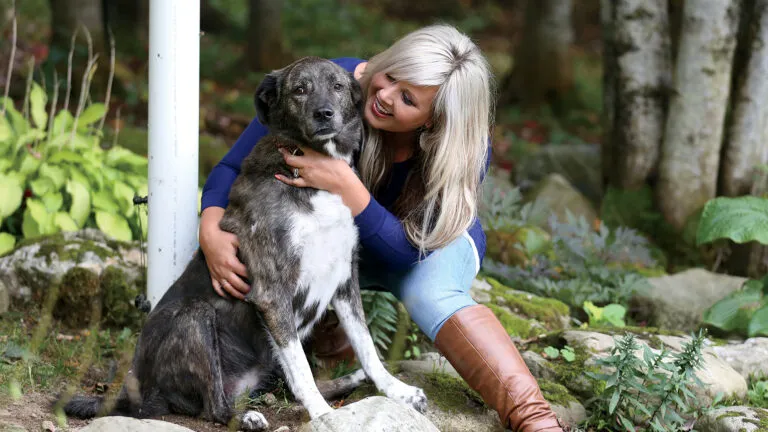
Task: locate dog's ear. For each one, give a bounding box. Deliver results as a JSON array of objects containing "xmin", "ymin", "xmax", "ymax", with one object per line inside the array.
[
  {"xmin": 348, "ymin": 72, "xmax": 364, "ymax": 113},
  {"xmin": 255, "ymin": 72, "xmax": 281, "ymax": 126}
]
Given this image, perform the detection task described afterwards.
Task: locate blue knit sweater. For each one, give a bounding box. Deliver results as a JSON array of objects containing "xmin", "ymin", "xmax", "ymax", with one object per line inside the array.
[{"xmin": 201, "ymin": 57, "xmax": 487, "ymax": 271}]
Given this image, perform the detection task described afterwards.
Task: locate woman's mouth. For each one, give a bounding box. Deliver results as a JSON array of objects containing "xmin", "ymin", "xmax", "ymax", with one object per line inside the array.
[{"xmin": 371, "ymin": 96, "xmax": 392, "ymax": 119}]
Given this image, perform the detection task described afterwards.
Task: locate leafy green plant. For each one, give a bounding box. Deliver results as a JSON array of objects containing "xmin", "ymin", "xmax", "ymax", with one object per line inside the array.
[
  {"xmin": 584, "ymin": 301, "xmax": 627, "ymax": 328},
  {"xmin": 0, "ymin": 38, "xmax": 148, "ymax": 255},
  {"xmin": 543, "ymin": 345, "xmax": 576, "ymax": 362},
  {"xmin": 361, "ymin": 290, "xmax": 399, "ymax": 357},
  {"xmin": 748, "ymin": 379, "xmax": 768, "ymax": 408},
  {"xmin": 697, "ymin": 196, "xmax": 768, "ymax": 337},
  {"xmin": 585, "ymin": 331, "xmax": 707, "ymax": 431}
]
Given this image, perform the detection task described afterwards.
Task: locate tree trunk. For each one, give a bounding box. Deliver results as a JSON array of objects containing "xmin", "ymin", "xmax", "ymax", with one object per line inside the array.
[
  {"xmin": 606, "ymin": 0, "xmax": 672, "ymax": 190},
  {"xmin": 246, "ymin": 0, "xmax": 288, "ymax": 72},
  {"xmin": 657, "ymin": 0, "xmax": 741, "ymax": 230},
  {"xmin": 720, "ymin": 0, "xmax": 768, "ymax": 196},
  {"xmin": 499, "ymin": 0, "xmax": 574, "ymax": 111},
  {"xmin": 600, "ymin": 0, "xmax": 616, "ymax": 188},
  {"xmin": 49, "ymin": 0, "xmax": 106, "ymax": 56}
]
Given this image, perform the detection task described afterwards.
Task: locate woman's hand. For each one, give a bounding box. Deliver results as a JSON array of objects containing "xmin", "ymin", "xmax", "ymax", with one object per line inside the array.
[
  {"xmin": 199, "ymin": 207, "xmax": 251, "ymax": 300},
  {"xmin": 275, "ymin": 146, "xmax": 371, "ymax": 216}
]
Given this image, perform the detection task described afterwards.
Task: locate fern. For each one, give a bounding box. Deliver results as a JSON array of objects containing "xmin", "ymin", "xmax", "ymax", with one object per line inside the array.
[
  {"xmin": 361, "ymin": 290, "xmax": 399, "ymax": 357},
  {"xmin": 697, "ymin": 196, "xmax": 768, "ymax": 246}
]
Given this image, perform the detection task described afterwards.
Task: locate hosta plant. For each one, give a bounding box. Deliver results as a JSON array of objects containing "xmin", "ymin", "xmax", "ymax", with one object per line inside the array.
[
  {"xmin": 0, "ymin": 86, "xmax": 148, "ymax": 255},
  {"xmin": 697, "ymin": 196, "xmax": 768, "ymax": 337}
]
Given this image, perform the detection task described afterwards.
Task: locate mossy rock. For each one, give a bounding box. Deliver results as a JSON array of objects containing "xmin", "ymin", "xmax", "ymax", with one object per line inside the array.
[
  {"xmin": 53, "ymin": 266, "xmax": 102, "ymax": 328},
  {"xmin": 538, "ymin": 378, "xmax": 578, "ymax": 407},
  {"xmin": 100, "ymin": 266, "xmax": 146, "ymax": 329}
]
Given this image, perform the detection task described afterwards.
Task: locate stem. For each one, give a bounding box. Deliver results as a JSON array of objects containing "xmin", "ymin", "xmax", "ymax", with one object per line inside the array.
[
  {"xmin": 62, "ymin": 27, "xmax": 81, "ymax": 117},
  {"xmin": 46, "ymin": 72, "xmax": 59, "ymax": 148},
  {"xmin": 0, "ymin": 0, "xmax": 16, "ymax": 116},
  {"xmin": 67, "ymin": 55, "xmax": 99, "ymax": 149},
  {"xmin": 97, "ymin": 27, "xmax": 116, "ymax": 134},
  {"xmin": 21, "ymin": 57, "xmax": 33, "ymax": 121}
]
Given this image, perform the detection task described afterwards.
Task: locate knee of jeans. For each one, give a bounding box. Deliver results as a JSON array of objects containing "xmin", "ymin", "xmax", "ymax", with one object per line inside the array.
[{"xmin": 400, "ymin": 289, "xmax": 476, "ymax": 341}]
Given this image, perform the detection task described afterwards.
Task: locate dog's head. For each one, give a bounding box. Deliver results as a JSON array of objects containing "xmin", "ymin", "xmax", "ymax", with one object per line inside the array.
[{"xmin": 254, "ymin": 57, "xmax": 364, "ymax": 160}]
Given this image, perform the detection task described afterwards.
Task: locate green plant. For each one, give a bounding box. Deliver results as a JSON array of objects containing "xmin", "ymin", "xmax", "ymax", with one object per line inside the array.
[
  {"xmin": 0, "ymin": 34, "xmax": 149, "ymax": 255},
  {"xmin": 584, "ymin": 301, "xmax": 627, "ymax": 328},
  {"xmin": 697, "ymin": 196, "xmax": 768, "ymax": 337},
  {"xmin": 361, "ymin": 290, "xmax": 399, "ymax": 357},
  {"xmin": 543, "ymin": 345, "xmax": 576, "ymax": 362},
  {"xmin": 748, "ymin": 379, "xmax": 768, "ymax": 408},
  {"xmin": 584, "ymin": 331, "xmax": 707, "ymax": 431}
]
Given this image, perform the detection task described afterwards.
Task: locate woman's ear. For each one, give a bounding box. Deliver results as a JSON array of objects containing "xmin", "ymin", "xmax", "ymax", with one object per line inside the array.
[{"xmin": 254, "ymin": 72, "xmax": 281, "ymax": 126}]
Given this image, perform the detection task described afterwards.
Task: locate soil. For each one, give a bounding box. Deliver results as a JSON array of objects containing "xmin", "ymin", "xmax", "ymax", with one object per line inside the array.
[{"xmin": 0, "ymin": 392, "xmax": 309, "ymax": 432}]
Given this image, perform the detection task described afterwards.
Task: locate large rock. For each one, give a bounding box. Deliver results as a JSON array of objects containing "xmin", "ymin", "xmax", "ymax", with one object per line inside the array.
[
  {"xmin": 0, "ymin": 229, "xmax": 147, "ymax": 327},
  {"xmin": 298, "ymin": 396, "xmax": 439, "ymax": 432},
  {"xmin": 78, "ymin": 417, "xmax": 195, "ymax": 432},
  {"xmin": 515, "ymin": 143, "xmax": 602, "ymax": 204},
  {"xmin": 712, "ymin": 338, "xmax": 768, "ymax": 380},
  {"xmin": 696, "ymin": 406, "xmax": 768, "ymax": 432},
  {"xmin": 630, "ymin": 268, "xmax": 747, "ymax": 332},
  {"xmin": 524, "ymin": 174, "xmax": 598, "ymax": 228}
]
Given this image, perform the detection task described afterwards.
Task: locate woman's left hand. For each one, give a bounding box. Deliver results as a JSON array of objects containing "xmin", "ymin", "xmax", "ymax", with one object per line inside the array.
[
  {"xmin": 275, "ymin": 145, "xmax": 372, "ymax": 216},
  {"xmin": 275, "ymin": 145, "xmax": 349, "ymax": 194}
]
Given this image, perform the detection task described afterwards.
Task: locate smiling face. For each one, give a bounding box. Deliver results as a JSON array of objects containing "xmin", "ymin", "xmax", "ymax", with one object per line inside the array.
[{"xmin": 364, "ymin": 72, "xmax": 438, "ymax": 133}]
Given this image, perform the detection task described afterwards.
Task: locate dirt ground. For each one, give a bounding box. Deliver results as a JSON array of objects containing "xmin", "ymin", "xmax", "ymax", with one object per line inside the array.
[{"xmin": 0, "ymin": 392, "xmax": 310, "ymax": 432}]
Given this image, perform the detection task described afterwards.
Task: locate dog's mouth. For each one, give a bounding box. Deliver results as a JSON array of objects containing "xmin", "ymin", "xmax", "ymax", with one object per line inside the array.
[{"xmin": 311, "ymin": 128, "xmax": 338, "ymax": 141}]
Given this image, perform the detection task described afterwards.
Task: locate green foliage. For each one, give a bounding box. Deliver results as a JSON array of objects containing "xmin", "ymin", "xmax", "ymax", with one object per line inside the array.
[
  {"xmin": 702, "ymin": 276, "xmax": 768, "ymax": 337},
  {"xmin": 748, "ymin": 379, "xmax": 768, "ymax": 408},
  {"xmin": 478, "ymin": 172, "xmax": 543, "ymax": 232},
  {"xmin": 543, "ymin": 345, "xmax": 576, "ymax": 362},
  {"xmin": 584, "ymin": 301, "xmax": 627, "ymax": 328},
  {"xmin": 361, "ymin": 290, "xmax": 399, "ymax": 357},
  {"xmin": 697, "ymin": 196, "xmax": 768, "ymax": 246},
  {"xmin": 0, "ymin": 86, "xmax": 148, "ymax": 250},
  {"xmin": 584, "ymin": 332, "xmax": 707, "ymax": 431}
]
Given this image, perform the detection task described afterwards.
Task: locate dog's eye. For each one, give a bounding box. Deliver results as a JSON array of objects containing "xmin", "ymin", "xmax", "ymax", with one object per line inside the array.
[
  {"xmin": 294, "ymin": 86, "xmax": 306, "ymax": 95},
  {"xmin": 333, "ymin": 83, "xmax": 343, "ymax": 91}
]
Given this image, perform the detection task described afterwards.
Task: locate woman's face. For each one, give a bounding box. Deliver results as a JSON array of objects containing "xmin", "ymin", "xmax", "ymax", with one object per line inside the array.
[{"xmin": 364, "ymin": 72, "xmax": 438, "ymax": 133}]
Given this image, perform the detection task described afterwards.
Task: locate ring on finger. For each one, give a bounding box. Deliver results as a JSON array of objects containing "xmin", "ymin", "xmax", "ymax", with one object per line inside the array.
[
  {"xmin": 221, "ymin": 280, "xmax": 229, "ymax": 286},
  {"xmin": 293, "ymin": 167, "xmax": 300, "ymax": 178}
]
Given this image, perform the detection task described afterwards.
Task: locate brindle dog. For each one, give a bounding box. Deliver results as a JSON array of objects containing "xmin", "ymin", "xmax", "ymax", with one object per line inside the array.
[{"xmin": 58, "ymin": 57, "xmax": 427, "ymax": 431}]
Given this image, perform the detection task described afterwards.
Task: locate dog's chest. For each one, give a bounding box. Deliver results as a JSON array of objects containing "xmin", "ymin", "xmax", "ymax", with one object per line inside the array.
[{"xmin": 288, "ymin": 191, "xmax": 357, "ymax": 324}]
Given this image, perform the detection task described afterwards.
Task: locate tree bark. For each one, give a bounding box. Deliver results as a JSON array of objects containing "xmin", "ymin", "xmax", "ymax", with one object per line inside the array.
[
  {"xmin": 49, "ymin": 0, "xmax": 106, "ymax": 56},
  {"xmin": 600, "ymin": 0, "xmax": 616, "ymax": 188},
  {"xmin": 500, "ymin": 0, "xmax": 574, "ymax": 111},
  {"xmin": 657, "ymin": 0, "xmax": 741, "ymax": 230},
  {"xmin": 246, "ymin": 0, "xmax": 288, "ymax": 72},
  {"xmin": 720, "ymin": 0, "xmax": 768, "ymax": 196},
  {"xmin": 606, "ymin": 0, "xmax": 672, "ymax": 190}
]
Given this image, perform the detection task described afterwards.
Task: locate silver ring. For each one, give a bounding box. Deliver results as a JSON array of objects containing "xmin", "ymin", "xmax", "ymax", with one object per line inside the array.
[
  {"xmin": 293, "ymin": 167, "xmax": 300, "ymax": 178},
  {"xmin": 221, "ymin": 280, "xmax": 228, "ymax": 286}
]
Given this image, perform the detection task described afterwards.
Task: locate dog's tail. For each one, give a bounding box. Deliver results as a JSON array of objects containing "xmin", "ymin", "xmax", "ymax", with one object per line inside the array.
[{"xmin": 55, "ymin": 386, "xmax": 135, "ymax": 419}]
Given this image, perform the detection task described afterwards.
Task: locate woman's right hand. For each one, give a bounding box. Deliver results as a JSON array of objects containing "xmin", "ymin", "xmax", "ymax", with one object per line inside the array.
[{"xmin": 199, "ymin": 207, "xmax": 251, "ymax": 300}]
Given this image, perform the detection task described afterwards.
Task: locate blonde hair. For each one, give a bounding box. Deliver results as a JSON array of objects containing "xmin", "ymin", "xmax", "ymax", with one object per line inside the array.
[{"xmin": 358, "ymin": 24, "xmax": 494, "ymax": 255}]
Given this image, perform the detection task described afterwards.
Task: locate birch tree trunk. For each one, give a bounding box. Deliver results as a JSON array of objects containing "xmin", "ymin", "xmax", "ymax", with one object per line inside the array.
[
  {"xmin": 657, "ymin": 0, "xmax": 741, "ymax": 230},
  {"xmin": 605, "ymin": 0, "xmax": 672, "ymax": 190},
  {"xmin": 600, "ymin": 0, "xmax": 616, "ymax": 188},
  {"xmin": 720, "ymin": 0, "xmax": 768, "ymax": 196},
  {"xmin": 499, "ymin": 0, "xmax": 574, "ymax": 111}
]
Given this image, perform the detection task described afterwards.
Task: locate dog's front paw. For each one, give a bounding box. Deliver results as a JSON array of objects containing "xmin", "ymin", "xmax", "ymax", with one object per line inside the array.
[
  {"xmin": 241, "ymin": 410, "xmax": 269, "ymax": 431},
  {"xmin": 387, "ymin": 383, "xmax": 428, "ymax": 414}
]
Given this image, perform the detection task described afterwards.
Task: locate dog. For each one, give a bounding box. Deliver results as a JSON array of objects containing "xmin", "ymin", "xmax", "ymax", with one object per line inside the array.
[{"xmin": 58, "ymin": 57, "xmax": 427, "ymax": 431}]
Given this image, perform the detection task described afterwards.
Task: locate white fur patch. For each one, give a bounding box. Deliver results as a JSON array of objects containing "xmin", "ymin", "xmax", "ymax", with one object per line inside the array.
[
  {"xmin": 232, "ymin": 369, "xmax": 261, "ymax": 397},
  {"xmin": 241, "ymin": 410, "xmax": 268, "ymax": 431},
  {"xmin": 288, "ymin": 191, "xmax": 357, "ymax": 339},
  {"xmin": 324, "ymin": 140, "xmax": 352, "ymax": 165},
  {"xmin": 274, "ymin": 339, "xmax": 333, "ymax": 419}
]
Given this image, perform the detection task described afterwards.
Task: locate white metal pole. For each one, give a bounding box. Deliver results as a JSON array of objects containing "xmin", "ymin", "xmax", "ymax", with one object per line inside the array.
[{"xmin": 147, "ymin": 0, "xmax": 200, "ymax": 307}]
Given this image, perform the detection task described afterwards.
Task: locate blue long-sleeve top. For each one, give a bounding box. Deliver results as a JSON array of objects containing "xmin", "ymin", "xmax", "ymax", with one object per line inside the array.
[{"xmin": 201, "ymin": 57, "xmax": 488, "ymax": 271}]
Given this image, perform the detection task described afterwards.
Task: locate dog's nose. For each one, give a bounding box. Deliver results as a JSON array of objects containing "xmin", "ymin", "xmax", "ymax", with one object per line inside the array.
[{"xmin": 314, "ymin": 107, "xmax": 335, "ymax": 121}]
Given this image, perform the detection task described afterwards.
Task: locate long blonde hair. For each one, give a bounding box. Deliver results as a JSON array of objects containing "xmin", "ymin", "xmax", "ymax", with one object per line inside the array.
[{"xmin": 357, "ymin": 24, "xmax": 494, "ymax": 255}]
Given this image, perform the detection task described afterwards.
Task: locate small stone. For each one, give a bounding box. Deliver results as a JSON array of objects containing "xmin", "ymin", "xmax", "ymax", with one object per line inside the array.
[
  {"xmin": 262, "ymin": 392, "xmax": 278, "ymax": 406},
  {"xmin": 40, "ymin": 421, "xmax": 55, "ymax": 432},
  {"xmin": 272, "ymin": 427, "xmax": 290, "ymax": 432}
]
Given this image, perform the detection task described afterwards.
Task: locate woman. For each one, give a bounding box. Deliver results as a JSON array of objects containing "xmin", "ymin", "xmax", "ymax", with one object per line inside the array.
[{"xmin": 199, "ymin": 25, "xmax": 564, "ymax": 432}]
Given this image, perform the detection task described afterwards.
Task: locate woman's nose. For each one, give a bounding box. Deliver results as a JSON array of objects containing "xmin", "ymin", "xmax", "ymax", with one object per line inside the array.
[{"xmin": 378, "ymin": 82, "xmax": 396, "ymax": 105}]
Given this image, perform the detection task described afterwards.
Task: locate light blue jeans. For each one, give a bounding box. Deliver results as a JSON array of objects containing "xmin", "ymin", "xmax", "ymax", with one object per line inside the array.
[{"xmin": 358, "ymin": 232, "xmax": 481, "ymax": 341}]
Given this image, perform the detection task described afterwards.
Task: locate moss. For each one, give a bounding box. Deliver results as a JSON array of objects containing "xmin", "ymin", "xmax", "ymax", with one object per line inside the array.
[
  {"xmin": 542, "ymin": 342, "xmax": 605, "ymax": 399},
  {"xmin": 714, "ymin": 408, "xmax": 768, "ymax": 431},
  {"xmin": 30, "ymin": 232, "xmax": 115, "ymax": 266},
  {"xmin": 419, "ymin": 372, "xmax": 486, "ymax": 414},
  {"xmin": 53, "ymin": 266, "xmax": 101, "ymax": 328},
  {"xmin": 538, "ymin": 378, "xmax": 577, "ymax": 406},
  {"xmin": 484, "ymin": 276, "xmax": 569, "ymax": 330},
  {"xmin": 100, "ymin": 266, "xmax": 145, "ymax": 329},
  {"xmin": 487, "ymin": 303, "xmax": 541, "ymax": 338}
]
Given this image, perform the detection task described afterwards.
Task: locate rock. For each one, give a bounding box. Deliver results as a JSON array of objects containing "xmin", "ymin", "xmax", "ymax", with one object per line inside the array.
[
  {"xmin": 423, "ymin": 407, "xmax": 503, "ymax": 432},
  {"xmin": 0, "ymin": 229, "xmax": 147, "ymax": 328},
  {"xmin": 515, "ymin": 144, "xmax": 602, "ymax": 204},
  {"xmin": 696, "ymin": 406, "xmax": 768, "ymax": 432},
  {"xmin": 522, "ymin": 351, "xmax": 558, "ymax": 381},
  {"xmin": 273, "ymin": 427, "xmax": 291, "ymax": 432},
  {"xmin": 399, "ymin": 353, "xmax": 460, "ymax": 378},
  {"xmin": 712, "ymin": 338, "xmax": 768, "ymax": 380},
  {"xmin": 524, "ymin": 174, "xmax": 598, "ymax": 227},
  {"xmin": 261, "ymin": 392, "xmax": 278, "ymax": 407},
  {"xmin": 630, "ymin": 268, "xmax": 747, "ymax": 332},
  {"xmin": 78, "ymin": 417, "xmax": 195, "ymax": 432},
  {"xmin": 0, "ymin": 420, "xmax": 27, "ymax": 432},
  {"xmin": 0, "ymin": 278, "xmax": 8, "ymax": 314},
  {"xmin": 297, "ymin": 396, "xmax": 439, "ymax": 432},
  {"xmin": 550, "ymin": 401, "xmax": 588, "ymax": 428},
  {"xmin": 40, "ymin": 421, "xmax": 55, "ymax": 432}
]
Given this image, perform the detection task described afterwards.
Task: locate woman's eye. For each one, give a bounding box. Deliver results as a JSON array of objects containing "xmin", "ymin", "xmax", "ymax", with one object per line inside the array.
[
  {"xmin": 334, "ymin": 83, "xmax": 343, "ymax": 91},
  {"xmin": 402, "ymin": 93, "xmax": 414, "ymax": 106},
  {"xmin": 385, "ymin": 73, "xmax": 396, "ymax": 82}
]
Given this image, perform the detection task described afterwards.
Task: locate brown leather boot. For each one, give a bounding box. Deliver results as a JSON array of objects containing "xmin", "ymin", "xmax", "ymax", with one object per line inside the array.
[
  {"xmin": 434, "ymin": 305, "xmax": 564, "ymax": 432},
  {"xmin": 310, "ymin": 310, "xmax": 356, "ymax": 370}
]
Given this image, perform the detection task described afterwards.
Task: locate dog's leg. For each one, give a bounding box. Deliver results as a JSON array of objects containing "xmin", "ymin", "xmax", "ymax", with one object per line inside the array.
[
  {"xmin": 256, "ymin": 299, "xmax": 333, "ymax": 419},
  {"xmin": 331, "ymin": 278, "xmax": 428, "ymax": 414}
]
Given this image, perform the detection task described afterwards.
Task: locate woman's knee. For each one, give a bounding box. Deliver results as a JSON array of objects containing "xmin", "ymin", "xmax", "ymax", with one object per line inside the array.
[{"xmin": 400, "ymin": 288, "xmax": 477, "ymax": 341}]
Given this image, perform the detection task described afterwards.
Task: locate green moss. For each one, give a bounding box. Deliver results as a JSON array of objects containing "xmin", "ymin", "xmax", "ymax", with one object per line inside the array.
[
  {"xmin": 419, "ymin": 372, "xmax": 486, "ymax": 413},
  {"xmin": 100, "ymin": 266, "xmax": 145, "ymax": 329},
  {"xmin": 714, "ymin": 408, "xmax": 768, "ymax": 431},
  {"xmin": 54, "ymin": 266, "xmax": 101, "ymax": 328},
  {"xmin": 30, "ymin": 232, "xmax": 115, "ymax": 265},
  {"xmin": 543, "ymin": 342, "xmax": 605, "ymax": 399},
  {"xmin": 487, "ymin": 303, "xmax": 540, "ymax": 338},
  {"xmin": 538, "ymin": 378, "xmax": 577, "ymax": 406},
  {"xmin": 484, "ymin": 277, "xmax": 569, "ymax": 330}
]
